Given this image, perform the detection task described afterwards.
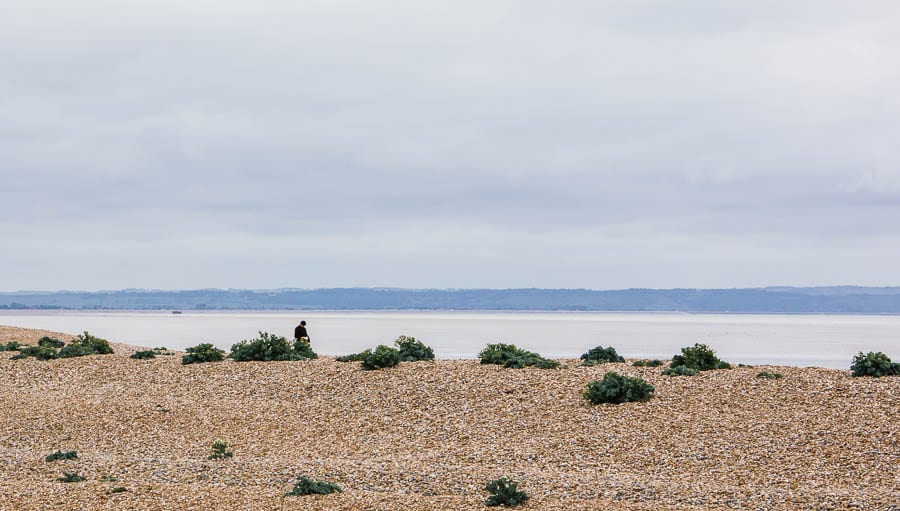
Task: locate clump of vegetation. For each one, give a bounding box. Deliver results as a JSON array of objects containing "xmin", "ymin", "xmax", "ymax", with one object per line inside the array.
[
  {"xmin": 230, "ymin": 332, "xmax": 317, "ymax": 362},
  {"xmin": 395, "ymin": 335, "xmax": 435, "ymax": 362},
  {"xmin": 130, "ymin": 350, "xmax": 157, "ymax": 360},
  {"xmin": 107, "ymin": 486, "xmax": 128, "ymax": 494},
  {"xmin": 756, "ymin": 371, "xmax": 783, "ymax": 379},
  {"xmin": 45, "ymin": 450, "xmax": 78, "ymax": 462},
  {"xmin": 335, "ymin": 353, "xmax": 364, "ymax": 362},
  {"xmin": 484, "ymin": 477, "xmax": 528, "ymax": 507},
  {"xmin": 669, "ymin": 343, "xmax": 730, "ymax": 372},
  {"xmin": 11, "ymin": 345, "xmax": 59, "ymax": 360},
  {"xmin": 661, "ymin": 365, "xmax": 699, "ymax": 377},
  {"xmin": 580, "ymin": 345, "xmax": 625, "ymax": 365},
  {"xmin": 850, "ymin": 351, "xmax": 899, "ymax": 377},
  {"xmin": 58, "ymin": 331, "xmax": 113, "ymax": 358},
  {"xmin": 57, "ymin": 472, "xmax": 86, "ymax": 483},
  {"xmin": 38, "ymin": 336, "xmax": 65, "ymax": 349},
  {"xmin": 285, "ymin": 476, "xmax": 342, "ymax": 496},
  {"xmin": 208, "ymin": 440, "xmax": 233, "ymax": 460},
  {"xmin": 584, "ymin": 372, "xmax": 655, "ymax": 404},
  {"xmin": 632, "ymin": 359, "xmax": 664, "ymax": 367},
  {"xmin": 479, "ymin": 343, "xmax": 559, "ymax": 369},
  {"xmin": 360, "ymin": 345, "xmax": 402, "ymax": 370},
  {"xmin": 181, "ymin": 343, "xmax": 226, "ymax": 365},
  {"xmin": 0, "ymin": 341, "xmax": 22, "ymax": 351}
]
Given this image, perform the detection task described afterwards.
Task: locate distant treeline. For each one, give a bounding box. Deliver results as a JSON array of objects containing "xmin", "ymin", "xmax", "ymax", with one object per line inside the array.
[{"xmin": 2, "ymin": 286, "xmax": 900, "ymax": 313}]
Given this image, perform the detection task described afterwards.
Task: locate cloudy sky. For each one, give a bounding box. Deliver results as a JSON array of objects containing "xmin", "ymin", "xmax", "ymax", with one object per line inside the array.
[{"xmin": 2, "ymin": 1, "xmax": 899, "ymax": 291}]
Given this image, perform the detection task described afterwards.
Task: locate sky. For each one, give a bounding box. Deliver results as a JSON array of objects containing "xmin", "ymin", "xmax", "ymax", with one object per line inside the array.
[{"xmin": 2, "ymin": 1, "xmax": 900, "ymax": 291}]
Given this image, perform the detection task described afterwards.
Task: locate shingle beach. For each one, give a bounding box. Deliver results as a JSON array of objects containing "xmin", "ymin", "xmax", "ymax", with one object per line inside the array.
[{"xmin": 1, "ymin": 325, "xmax": 897, "ymax": 510}]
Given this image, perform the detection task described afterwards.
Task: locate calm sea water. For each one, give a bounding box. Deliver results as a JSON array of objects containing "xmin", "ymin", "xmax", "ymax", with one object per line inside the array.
[{"xmin": 2, "ymin": 310, "xmax": 898, "ymax": 368}]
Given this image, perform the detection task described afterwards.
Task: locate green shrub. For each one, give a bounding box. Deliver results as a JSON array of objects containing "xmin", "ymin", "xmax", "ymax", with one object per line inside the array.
[
  {"xmin": 38, "ymin": 337, "xmax": 65, "ymax": 349},
  {"xmin": 850, "ymin": 351, "xmax": 899, "ymax": 377},
  {"xmin": 580, "ymin": 345, "xmax": 624, "ymax": 365},
  {"xmin": 360, "ymin": 345, "xmax": 402, "ymax": 370},
  {"xmin": 45, "ymin": 450, "xmax": 78, "ymax": 462},
  {"xmin": 485, "ymin": 477, "xmax": 528, "ymax": 507},
  {"xmin": 584, "ymin": 372, "xmax": 654, "ymax": 404},
  {"xmin": 57, "ymin": 472, "xmax": 85, "ymax": 483},
  {"xmin": 285, "ymin": 476, "xmax": 342, "ymax": 496},
  {"xmin": 0, "ymin": 341, "xmax": 22, "ymax": 351},
  {"xmin": 662, "ymin": 365, "xmax": 699, "ymax": 377},
  {"xmin": 756, "ymin": 371, "xmax": 783, "ymax": 379},
  {"xmin": 479, "ymin": 343, "xmax": 559, "ymax": 369},
  {"xmin": 632, "ymin": 359, "xmax": 664, "ymax": 367},
  {"xmin": 130, "ymin": 350, "xmax": 157, "ymax": 360},
  {"xmin": 11, "ymin": 345, "xmax": 59, "ymax": 360},
  {"xmin": 395, "ymin": 335, "xmax": 435, "ymax": 361},
  {"xmin": 670, "ymin": 343, "xmax": 728, "ymax": 372},
  {"xmin": 181, "ymin": 343, "xmax": 225, "ymax": 365},
  {"xmin": 208, "ymin": 440, "xmax": 233, "ymax": 460},
  {"xmin": 58, "ymin": 331, "xmax": 113, "ymax": 358},
  {"xmin": 335, "ymin": 353, "xmax": 364, "ymax": 362},
  {"xmin": 230, "ymin": 332, "xmax": 317, "ymax": 362}
]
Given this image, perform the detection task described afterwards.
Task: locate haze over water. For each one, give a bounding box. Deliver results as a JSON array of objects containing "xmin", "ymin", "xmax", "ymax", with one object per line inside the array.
[{"xmin": 3, "ymin": 310, "xmax": 898, "ymax": 369}]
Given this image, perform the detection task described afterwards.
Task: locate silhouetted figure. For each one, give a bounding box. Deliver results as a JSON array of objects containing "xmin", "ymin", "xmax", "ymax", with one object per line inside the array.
[{"xmin": 294, "ymin": 320, "xmax": 309, "ymax": 340}]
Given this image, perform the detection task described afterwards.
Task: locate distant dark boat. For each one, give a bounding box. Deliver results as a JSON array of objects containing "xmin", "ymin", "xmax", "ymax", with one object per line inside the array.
[{"xmin": 171, "ymin": 310, "xmax": 182, "ymax": 315}]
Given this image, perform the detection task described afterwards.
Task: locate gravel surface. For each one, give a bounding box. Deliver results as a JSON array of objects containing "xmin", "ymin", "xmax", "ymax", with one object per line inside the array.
[{"xmin": 1, "ymin": 325, "xmax": 898, "ymax": 510}]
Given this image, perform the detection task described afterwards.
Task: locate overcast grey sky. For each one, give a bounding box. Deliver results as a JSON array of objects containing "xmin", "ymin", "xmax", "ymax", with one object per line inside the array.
[{"xmin": 2, "ymin": 1, "xmax": 899, "ymax": 291}]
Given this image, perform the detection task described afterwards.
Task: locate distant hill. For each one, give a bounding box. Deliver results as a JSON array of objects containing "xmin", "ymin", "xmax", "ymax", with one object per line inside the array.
[{"xmin": 2, "ymin": 287, "xmax": 900, "ymax": 313}]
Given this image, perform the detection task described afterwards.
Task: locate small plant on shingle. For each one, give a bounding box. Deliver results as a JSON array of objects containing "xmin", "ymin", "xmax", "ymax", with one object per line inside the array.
[
  {"xmin": 395, "ymin": 335, "xmax": 435, "ymax": 362},
  {"xmin": 0, "ymin": 341, "xmax": 23, "ymax": 351},
  {"xmin": 181, "ymin": 343, "xmax": 226, "ymax": 365},
  {"xmin": 11, "ymin": 345, "xmax": 59, "ymax": 360},
  {"xmin": 37, "ymin": 336, "xmax": 65, "ymax": 349},
  {"xmin": 633, "ymin": 359, "xmax": 665, "ymax": 367},
  {"xmin": 335, "ymin": 353, "xmax": 364, "ymax": 362},
  {"xmin": 584, "ymin": 372, "xmax": 655, "ymax": 404},
  {"xmin": 45, "ymin": 450, "xmax": 78, "ymax": 462},
  {"xmin": 208, "ymin": 440, "xmax": 233, "ymax": 460},
  {"xmin": 669, "ymin": 343, "xmax": 729, "ymax": 372},
  {"xmin": 285, "ymin": 476, "xmax": 342, "ymax": 496},
  {"xmin": 57, "ymin": 472, "xmax": 86, "ymax": 483},
  {"xmin": 850, "ymin": 351, "xmax": 900, "ymax": 377},
  {"xmin": 484, "ymin": 477, "xmax": 528, "ymax": 507},
  {"xmin": 360, "ymin": 345, "xmax": 402, "ymax": 370},
  {"xmin": 756, "ymin": 371, "xmax": 783, "ymax": 379},
  {"xmin": 130, "ymin": 350, "xmax": 157, "ymax": 360},
  {"xmin": 479, "ymin": 343, "xmax": 559, "ymax": 369},
  {"xmin": 58, "ymin": 331, "xmax": 113, "ymax": 358},
  {"xmin": 230, "ymin": 331, "xmax": 317, "ymax": 362},
  {"xmin": 580, "ymin": 345, "xmax": 625, "ymax": 365},
  {"xmin": 662, "ymin": 365, "xmax": 699, "ymax": 377},
  {"xmin": 107, "ymin": 486, "xmax": 128, "ymax": 494}
]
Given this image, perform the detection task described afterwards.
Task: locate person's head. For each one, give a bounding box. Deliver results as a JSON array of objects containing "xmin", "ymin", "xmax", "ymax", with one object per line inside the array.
[{"xmin": 300, "ymin": 321, "xmax": 306, "ymax": 326}]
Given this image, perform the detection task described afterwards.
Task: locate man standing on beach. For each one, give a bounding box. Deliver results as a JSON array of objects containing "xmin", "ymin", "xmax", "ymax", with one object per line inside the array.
[{"xmin": 294, "ymin": 320, "xmax": 309, "ymax": 341}]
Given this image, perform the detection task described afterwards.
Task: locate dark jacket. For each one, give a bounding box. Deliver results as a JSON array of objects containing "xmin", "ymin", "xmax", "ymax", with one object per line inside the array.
[{"xmin": 294, "ymin": 324, "xmax": 309, "ymax": 339}]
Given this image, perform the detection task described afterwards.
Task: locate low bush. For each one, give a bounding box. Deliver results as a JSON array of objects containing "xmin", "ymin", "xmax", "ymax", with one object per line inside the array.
[
  {"xmin": 335, "ymin": 353, "xmax": 363, "ymax": 362},
  {"xmin": 130, "ymin": 350, "xmax": 157, "ymax": 360},
  {"xmin": 208, "ymin": 440, "xmax": 233, "ymax": 460},
  {"xmin": 285, "ymin": 476, "xmax": 342, "ymax": 496},
  {"xmin": 57, "ymin": 472, "xmax": 85, "ymax": 483},
  {"xmin": 479, "ymin": 343, "xmax": 559, "ymax": 369},
  {"xmin": 230, "ymin": 332, "xmax": 317, "ymax": 362},
  {"xmin": 182, "ymin": 343, "xmax": 226, "ymax": 365},
  {"xmin": 0, "ymin": 341, "xmax": 22, "ymax": 351},
  {"xmin": 632, "ymin": 359, "xmax": 664, "ymax": 367},
  {"xmin": 11, "ymin": 345, "xmax": 59, "ymax": 360},
  {"xmin": 670, "ymin": 343, "xmax": 729, "ymax": 372},
  {"xmin": 360, "ymin": 345, "xmax": 402, "ymax": 370},
  {"xmin": 395, "ymin": 335, "xmax": 435, "ymax": 362},
  {"xmin": 38, "ymin": 337, "xmax": 65, "ymax": 349},
  {"xmin": 485, "ymin": 477, "xmax": 528, "ymax": 507},
  {"xmin": 662, "ymin": 365, "xmax": 699, "ymax": 377},
  {"xmin": 850, "ymin": 351, "xmax": 899, "ymax": 377},
  {"xmin": 58, "ymin": 331, "xmax": 113, "ymax": 358},
  {"xmin": 756, "ymin": 371, "xmax": 783, "ymax": 379},
  {"xmin": 45, "ymin": 450, "xmax": 78, "ymax": 462},
  {"xmin": 584, "ymin": 372, "xmax": 654, "ymax": 404},
  {"xmin": 580, "ymin": 345, "xmax": 624, "ymax": 365}
]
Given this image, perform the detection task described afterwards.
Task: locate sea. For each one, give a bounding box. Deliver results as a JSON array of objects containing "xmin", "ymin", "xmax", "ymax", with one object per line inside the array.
[{"xmin": 2, "ymin": 310, "xmax": 898, "ymax": 369}]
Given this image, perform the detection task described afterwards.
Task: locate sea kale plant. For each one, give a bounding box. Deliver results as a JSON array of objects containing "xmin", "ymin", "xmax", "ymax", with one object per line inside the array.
[
  {"xmin": 484, "ymin": 477, "xmax": 528, "ymax": 507},
  {"xmin": 580, "ymin": 345, "xmax": 625, "ymax": 365},
  {"xmin": 0, "ymin": 341, "xmax": 22, "ymax": 351},
  {"xmin": 335, "ymin": 352, "xmax": 364, "ymax": 362},
  {"xmin": 850, "ymin": 351, "xmax": 900, "ymax": 377},
  {"xmin": 208, "ymin": 440, "xmax": 233, "ymax": 460},
  {"xmin": 181, "ymin": 343, "xmax": 226, "ymax": 365},
  {"xmin": 45, "ymin": 450, "xmax": 78, "ymax": 462},
  {"xmin": 668, "ymin": 343, "xmax": 730, "ymax": 372},
  {"xmin": 58, "ymin": 331, "xmax": 114, "ymax": 358},
  {"xmin": 633, "ymin": 359, "xmax": 664, "ymax": 367},
  {"xmin": 583, "ymin": 372, "xmax": 655, "ymax": 404},
  {"xmin": 359, "ymin": 345, "xmax": 402, "ymax": 370},
  {"xmin": 229, "ymin": 332, "xmax": 317, "ymax": 362},
  {"xmin": 662, "ymin": 365, "xmax": 699, "ymax": 377},
  {"xmin": 285, "ymin": 476, "xmax": 342, "ymax": 496},
  {"xmin": 11, "ymin": 345, "xmax": 59, "ymax": 360},
  {"xmin": 130, "ymin": 350, "xmax": 157, "ymax": 360},
  {"xmin": 37, "ymin": 337, "xmax": 65, "ymax": 349},
  {"xmin": 394, "ymin": 335, "xmax": 435, "ymax": 362},
  {"xmin": 479, "ymin": 343, "xmax": 559, "ymax": 369}
]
